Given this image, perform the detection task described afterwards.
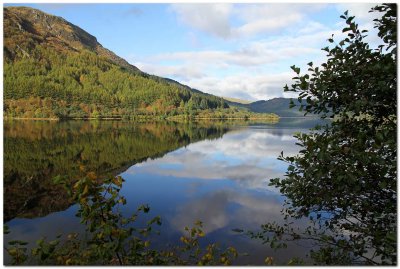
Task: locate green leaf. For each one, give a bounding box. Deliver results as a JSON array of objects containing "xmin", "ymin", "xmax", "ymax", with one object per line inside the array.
[
  {"xmin": 290, "ymin": 65, "xmax": 300, "ymax": 74},
  {"xmin": 4, "ymin": 225, "xmax": 10, "ymax": 235},
  {"xmin": 379, "ymin": 181, "xmax": 387, "ymax": 189},
  {"xmin": 386, "ymin": 232, "xmax": 396, "ymax": 242}
]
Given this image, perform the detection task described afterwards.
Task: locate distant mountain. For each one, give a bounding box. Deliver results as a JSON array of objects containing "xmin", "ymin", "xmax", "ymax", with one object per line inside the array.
[
  {"xmin": 3, "ymin": 6, "xmax": 229, "ymax": 119},
  {"xmin": 225, "ymin": 97, "xmax": 308, "ymax": 117},
  {"xmin": 247, "ymin": 98, "xmax": 306, "ymax": 117}
]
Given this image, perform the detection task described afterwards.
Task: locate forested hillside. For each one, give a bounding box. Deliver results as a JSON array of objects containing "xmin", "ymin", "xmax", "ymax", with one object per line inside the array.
[
  {"xmin": 4, "ymin": 6, "xmax": 235, "ymax": 119},
  {"xmin": 226, "ymin": 98, "xmax": 310, "ymax": 117},
  {"xmin": 246, "ymin": 98, "xmax": 305, "ymax": 117}
]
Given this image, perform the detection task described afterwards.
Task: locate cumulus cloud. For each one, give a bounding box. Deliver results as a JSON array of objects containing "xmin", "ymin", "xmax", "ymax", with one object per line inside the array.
[
  {"xmin": 170, "ymin": 4, "xmax": 233, "ymax": 39},
  {"xmin": 170, "ymin": 3, "xmax": 327, "ymax": 39},
  {"xmin": 234, "ymin": 14, "xmax": 301, "ymax": 37},
  {"xmin": 148, "ymin": 38, "xmax": 322, "ymax": 67},
  {"xmin": 131, "ymin": 26, "xmax": 343, "ymax": 100},
  {"xmin": 127, "ymin": 3, "xmax": 381, "ymax": 101},
  {"xmin": 231, "ymin": 4, "xmax": 324, "ymax": 37},
  {"xmin": 135, "ymin": 62, "xmax": 205, "ymax": 80},
  {"xmin": 182, "ymin": 72, "xmax": 293, "ymax": 101},
  {"xmin": 133, "ymin": 60, "xmax": 291, "ymax": 101}
]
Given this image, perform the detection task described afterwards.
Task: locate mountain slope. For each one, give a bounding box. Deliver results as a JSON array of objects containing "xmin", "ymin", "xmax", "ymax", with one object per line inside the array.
[
  {"xmin": 226, "ymin": 97, "xmax": 310, "ymax": 117},
  {"xmin": 247, "ymin": 98, "xmax": 306, "ymax": 117},
  {"xmin": 4, "ymin": 6, "xmax": 140, "ymax": 72},
  {"xmin": 3, "ymin": 6, "xmax": 230, "ymax": 119}
]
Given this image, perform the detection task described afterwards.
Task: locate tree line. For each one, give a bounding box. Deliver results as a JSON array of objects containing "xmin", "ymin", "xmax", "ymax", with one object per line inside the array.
[{"xmin": 4, "ymin": 46, "xmax": 229, "ymax": 119}]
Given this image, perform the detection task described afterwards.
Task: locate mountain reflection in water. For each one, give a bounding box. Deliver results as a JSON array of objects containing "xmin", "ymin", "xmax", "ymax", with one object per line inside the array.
[
  {"xmin": 4, "ymin": 118, "xmax": 325, "ymax": 264},
  {"xmin": 4, "ymin": 120, "xmax": 230, "ymax": 221}
]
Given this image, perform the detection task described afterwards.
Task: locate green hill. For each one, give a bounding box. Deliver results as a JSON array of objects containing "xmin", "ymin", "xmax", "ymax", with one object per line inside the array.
[
  {"xmin": 4, "ymin": 6, "xmax": 233, "ymax": 119},
  {"xmin": 226, "ymin": 97, "xmax": 312, "ymax": 117},
  {"xmin": 246, "ymin": 98, "xmax": 306, "ymax": 117}
]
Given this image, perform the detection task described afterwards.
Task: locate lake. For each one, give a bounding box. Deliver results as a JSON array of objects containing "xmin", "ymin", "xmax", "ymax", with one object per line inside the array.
[{"xmin": 4, "ymin": 118, "xmax": 325, "ymax": 265}]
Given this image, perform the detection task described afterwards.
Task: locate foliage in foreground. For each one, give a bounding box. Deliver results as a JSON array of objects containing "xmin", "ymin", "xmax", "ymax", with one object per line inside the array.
[
  {"xmin": 245, "ymin": 4, "xmax": 397, "ymax": 265},
  {"xmin": 4, "ymin": 172, "xmax": 238, "ymax": 265}
]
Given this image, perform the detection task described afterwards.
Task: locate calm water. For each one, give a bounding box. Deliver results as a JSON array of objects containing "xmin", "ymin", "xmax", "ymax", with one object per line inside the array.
[{"xmin": 4, "ymin": 118, "xmax": 325, "ymax": 265}]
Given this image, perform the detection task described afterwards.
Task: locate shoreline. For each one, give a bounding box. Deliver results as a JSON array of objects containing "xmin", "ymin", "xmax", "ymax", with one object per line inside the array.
[{"xmin": 4, "ymin": 116, "xmax": 281, "ymax": 121}]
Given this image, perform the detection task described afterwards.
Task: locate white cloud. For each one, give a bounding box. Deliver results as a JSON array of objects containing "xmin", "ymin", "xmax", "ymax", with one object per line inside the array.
[
  {"xmin": 170, "ymin": 3, "xmax": 233, "ymax": 39},
  {"xmin": 232, "ymin": 4, "xmax": 320, "ymax": 37},
  {"xmin": 170, "ymin": 3, "xmax": 327, "ymax": 39},
  {"xmin": 128, "ymin": 25, "xmax": 343, "ymax": 100},
  {"xmin": 130, "ymin": 32, "xmax": 330, "ymax": 99},
  {"xmin": 298, "ymin": 21, "xmax": 329, "ymax": 35},
  {"xmin": 127, "ymin": 3, "xmax": 383, "ymax": 101},
  {"xmin": 183, "ymin": 72, "xmax": 296, "ymax": 101},
  {"xmin": 233, "ymin": 14, "xmax": 302, "ymax": 37},
  {"xmin": 135, "ymin": 62, "xmax": 205, "ymax": 80}
]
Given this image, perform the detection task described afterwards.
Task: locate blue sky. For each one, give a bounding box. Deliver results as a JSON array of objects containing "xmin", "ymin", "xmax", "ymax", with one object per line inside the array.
[{"xmin": 5, "ymin": 3, "xmax": 382, "ymax": 101}]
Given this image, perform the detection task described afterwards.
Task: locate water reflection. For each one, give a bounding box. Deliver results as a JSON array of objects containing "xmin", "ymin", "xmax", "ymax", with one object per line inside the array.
[
  {"xmin": 126, "ymin": 128, "xmax": 304, "ymax": 191},
  {"xmin": 117, "ymin": 122, "xmax": 318, "ymax": 264},
  {"xmin": 4, "ymin": 120, "xmax": 231, "ymax": 221},
  {"xmin": 4, "ymin": 118, "xmax": 323, "ymax": 264}
]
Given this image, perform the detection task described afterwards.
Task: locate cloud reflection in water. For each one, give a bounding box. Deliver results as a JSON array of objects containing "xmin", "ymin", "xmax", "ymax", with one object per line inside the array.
[
  {"xmin": 122, "ymin": 126, "xmax": 313, "ymax": 263},
  {"xmin": 127, "ymin": 128, "xmax": 304, "ymax": 191}
]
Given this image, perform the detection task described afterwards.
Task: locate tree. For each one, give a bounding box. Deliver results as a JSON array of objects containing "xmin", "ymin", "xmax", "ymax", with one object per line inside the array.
[{"xmin": 253, "ymin": 4, "xmax": 396, "ymax": 265}]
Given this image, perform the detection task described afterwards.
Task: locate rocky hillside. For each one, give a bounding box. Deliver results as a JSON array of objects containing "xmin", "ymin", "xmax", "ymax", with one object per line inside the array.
[
  {"xmin": 4, "ymin": 6, "xmax": 139, "ymax": 72},
  {"xmin": 4, "ymin": 6, "xmax": 229, "ymax": 119}
]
